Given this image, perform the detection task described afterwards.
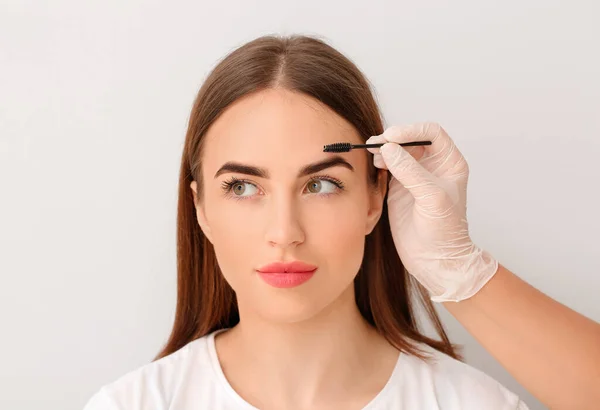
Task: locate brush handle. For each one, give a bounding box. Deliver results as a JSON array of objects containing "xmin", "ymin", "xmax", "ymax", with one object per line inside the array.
[{"xmin": 354, "ymin": 141, "xmax": 432, "ymax": 149}]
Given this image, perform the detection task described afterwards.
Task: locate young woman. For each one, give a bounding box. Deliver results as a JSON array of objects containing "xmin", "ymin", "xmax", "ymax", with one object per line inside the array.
[{"xmin": 84, "ymin": 35, "xmax": 600, "ymax": 410}]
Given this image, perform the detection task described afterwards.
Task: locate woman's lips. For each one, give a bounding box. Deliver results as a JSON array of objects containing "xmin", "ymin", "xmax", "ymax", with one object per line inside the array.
[
  {"xmin": 257, "ymin": 271, "xmax": 316, "ymax": 288},
  {"xmin": 256, "ymin": 261, "xmax": 317, "ymax": 288},
  {"xmin": 256, "ymin": 260, "xmax": 318, "ymax": 273}
]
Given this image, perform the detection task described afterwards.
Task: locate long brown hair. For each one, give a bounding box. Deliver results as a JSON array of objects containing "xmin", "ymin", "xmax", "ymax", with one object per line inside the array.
[{"xmin": 154, "ymin": 34, "xmax": 460, "ymax": 362}]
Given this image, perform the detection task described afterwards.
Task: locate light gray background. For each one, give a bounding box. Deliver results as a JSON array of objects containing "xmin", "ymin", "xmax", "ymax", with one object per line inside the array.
[{"xmin": 1, "ymin": 1, "xmax": 598, "ymax": 409}]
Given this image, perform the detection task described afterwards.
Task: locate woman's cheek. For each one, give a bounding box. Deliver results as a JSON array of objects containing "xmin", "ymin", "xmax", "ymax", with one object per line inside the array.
[
  {"xmin": 212, "ymin": 208, "xmax": 258, "ymax": 244},
  {"xmin": 311, "ymin": 199, "xmax": 367, "ymax": 243}
]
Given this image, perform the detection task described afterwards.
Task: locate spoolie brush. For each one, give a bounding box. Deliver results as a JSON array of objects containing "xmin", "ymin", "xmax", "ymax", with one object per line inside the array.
[{"xmin": 323, "ymin": 140, "xmax": 432, "ymax": 153}]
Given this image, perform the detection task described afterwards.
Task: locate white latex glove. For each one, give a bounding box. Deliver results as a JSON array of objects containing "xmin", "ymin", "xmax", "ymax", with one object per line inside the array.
[{"xmin": 366, "ymin": 123, "xmax": 498, "ymax": 302}]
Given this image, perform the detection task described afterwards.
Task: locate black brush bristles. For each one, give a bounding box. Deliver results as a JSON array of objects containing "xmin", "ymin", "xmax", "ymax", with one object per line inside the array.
[
  {"xmin": 323, "ymin": 141, "xmax": 432, "ymax": 153},
  {"xmin": 323, "ymin": 142, "xmax": 354, "ymax": 152}
]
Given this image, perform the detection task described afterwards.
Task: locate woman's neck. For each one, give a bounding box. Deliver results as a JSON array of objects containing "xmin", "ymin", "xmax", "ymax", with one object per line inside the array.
[{"xmin": 214, "ymin": 285, "xmax": 400, "ymax": 409}]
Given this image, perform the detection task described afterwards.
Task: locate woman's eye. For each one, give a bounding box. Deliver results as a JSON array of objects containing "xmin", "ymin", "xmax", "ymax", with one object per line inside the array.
[
  {"xmin": 221, "ymin": 176, "xmax": 344, "ymax": 200},
  {"xmin": 229, "ymin": 181, "xmax": 258, "ymax": 197},
  {"xmin": 305, "ymin": 179, "xmax": 339, "ymax": 194}
]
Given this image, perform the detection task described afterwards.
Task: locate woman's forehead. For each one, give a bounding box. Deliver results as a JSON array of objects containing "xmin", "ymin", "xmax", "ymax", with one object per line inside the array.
[{"xmin": 202, "ymin": 89, "xmax": 364, "ymax": 172}]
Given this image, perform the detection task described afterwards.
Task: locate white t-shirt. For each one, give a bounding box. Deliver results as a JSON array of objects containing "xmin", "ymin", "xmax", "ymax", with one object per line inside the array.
[{"xmin": 83, "ymin": 329, "xmax": 529, "ymax": 409}]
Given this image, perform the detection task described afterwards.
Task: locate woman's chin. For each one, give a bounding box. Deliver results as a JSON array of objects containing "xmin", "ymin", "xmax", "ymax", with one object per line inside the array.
[
  {"xmin": 233, "ymin": 278, "xmax": 356, "ymax": 325},
  {"xmin": 256, "ymin": 301, "xmax": 325, "ymax": 324},
  {"xmin": 240, "ymin": 294, "xmax": 330, "ymax": 324}
]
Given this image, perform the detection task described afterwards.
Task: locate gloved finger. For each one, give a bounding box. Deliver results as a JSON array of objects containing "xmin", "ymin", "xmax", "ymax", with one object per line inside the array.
[
  {"xmin": 367, "ymin": 134, "xmax": 425, "ymax": 169},
  {"xmin": 365, "ymin": 135, "xmax": 387, "ymax": 169},
  {"xmin": 382, "ymin": 123, "xmax": 466, "ymax": 176},
  {"xmin": 365, "ymin": 135, "xmax": 385, "ymax": 154},
  {"xmin": 386, "ymin": 178, "xmax": 415, "ymax": 212},
  {"xmin": 380, "ymin": 142, "xmax": 440, "ymax": 200},
  {"xmin": 404, "ymin": 145, "xmax": 426, "ymax": 161},
  {"xmin": 373, "ymin": 153, "xmax": 386, "ymax": 169}
]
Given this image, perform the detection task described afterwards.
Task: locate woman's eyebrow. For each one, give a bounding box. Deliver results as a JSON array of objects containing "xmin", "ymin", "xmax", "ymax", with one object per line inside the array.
[{"xmin": 214, "ymin": 156, "xmax": 355, "ymax": 179}]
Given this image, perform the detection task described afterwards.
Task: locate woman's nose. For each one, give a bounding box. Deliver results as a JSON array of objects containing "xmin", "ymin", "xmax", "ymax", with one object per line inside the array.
[{"xmin": 264, "ymin": 196, "xmax": 305, "ymax": 248}]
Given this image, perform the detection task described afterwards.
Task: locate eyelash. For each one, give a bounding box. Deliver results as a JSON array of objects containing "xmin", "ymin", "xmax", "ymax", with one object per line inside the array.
[{"xmin": 220, "ymin": 175, "xmax": 345, "ymax": 201}]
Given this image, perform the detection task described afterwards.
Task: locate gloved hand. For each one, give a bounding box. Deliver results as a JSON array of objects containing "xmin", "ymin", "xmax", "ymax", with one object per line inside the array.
[{"xmin": 366, "ymin": 123, "xmax": 498, "ymax": 302}]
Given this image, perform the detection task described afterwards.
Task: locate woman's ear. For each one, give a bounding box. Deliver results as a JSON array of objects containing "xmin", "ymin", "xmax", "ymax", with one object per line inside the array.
[
  {"xmin": 190, "ymin": 181, "xmax": 213, "ymax": 243},
  {"xmin": 365, "ymin": 169, "xmax": 388, "ymax": 235}
]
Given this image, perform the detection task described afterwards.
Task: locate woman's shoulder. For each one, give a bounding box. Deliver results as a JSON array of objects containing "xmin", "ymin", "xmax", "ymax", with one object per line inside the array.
[
  {"xmin": 393, "ymin": 342, "xmax": 529, "ymax": 409},
  {"xmin": 83, "ymin": 332, "xmax": 217, "ymax": 410}
]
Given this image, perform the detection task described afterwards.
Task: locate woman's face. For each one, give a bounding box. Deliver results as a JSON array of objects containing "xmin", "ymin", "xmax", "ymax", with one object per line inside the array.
[{"xmin": 191, "ymin": 88, "xmax": 386, "ymax": 323}]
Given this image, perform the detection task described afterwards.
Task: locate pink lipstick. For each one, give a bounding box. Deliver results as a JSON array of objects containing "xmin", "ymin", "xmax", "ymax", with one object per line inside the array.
[{"xmin": 256, "ymin": 261, "xmax": 317, "ymax": 288}]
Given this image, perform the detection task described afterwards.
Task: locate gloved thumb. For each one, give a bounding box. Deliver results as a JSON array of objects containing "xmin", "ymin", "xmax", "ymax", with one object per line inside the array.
[{"xmin": 380, "ymin": 142, "xmax": 437, "ymax": 200}]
